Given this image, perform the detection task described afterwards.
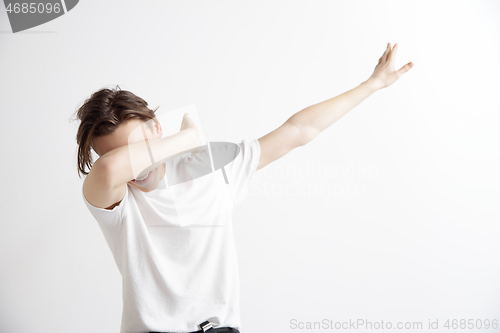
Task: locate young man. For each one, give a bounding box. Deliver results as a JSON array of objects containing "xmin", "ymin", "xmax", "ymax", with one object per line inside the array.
[{"xmin": 76, "ymin": 43, "xmax": 412, "ymax": 333}]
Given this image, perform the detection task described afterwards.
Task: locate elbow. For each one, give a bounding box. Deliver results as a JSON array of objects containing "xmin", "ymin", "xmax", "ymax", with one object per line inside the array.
[
  {"xmin": 287, "ymin": 117, "xmax": 319, "ymax": 147},
  {"xmin": 91, "ymin": 156, "xmax": 118, "ymax": 189},
  {"xmin": 297, "ymin": 125, "xmax": 319, "ymax": 147}
]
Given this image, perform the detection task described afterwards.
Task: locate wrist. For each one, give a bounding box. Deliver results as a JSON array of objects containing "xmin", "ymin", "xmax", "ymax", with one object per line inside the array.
[
  {"xmin": 184, "ymin": 127, "xmax": 202, "ymax": 147},
  {"xmin": 179, "ymin": 127, "xmax": 198, "ymax": 140},
  {"xmin": 362, "ymin": 78, "xmax": 382, "ymax": 92}
]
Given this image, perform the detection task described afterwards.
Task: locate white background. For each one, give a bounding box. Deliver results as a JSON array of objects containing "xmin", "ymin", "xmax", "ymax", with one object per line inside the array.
[{"xmin": 1, "ymin": 0, "xmax": 499, "ymax": 332}]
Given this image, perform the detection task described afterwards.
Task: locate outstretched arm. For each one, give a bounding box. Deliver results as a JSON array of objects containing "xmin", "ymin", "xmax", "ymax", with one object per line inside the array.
[{"xmin": 257, "ymin": 42, "xmax": 413, "ymax": 171}]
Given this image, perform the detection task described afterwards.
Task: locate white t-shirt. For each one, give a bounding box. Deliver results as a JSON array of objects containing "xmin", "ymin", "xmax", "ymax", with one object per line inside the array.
[{"xmin": 82, "ymin": 139, "xmax": 261, "ymax": 333}]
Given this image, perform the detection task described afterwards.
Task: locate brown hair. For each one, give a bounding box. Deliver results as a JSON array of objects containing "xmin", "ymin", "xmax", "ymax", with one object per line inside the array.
[{"xmin": 71, "ymin": 85, "xmax": 160, "ymax": 178}]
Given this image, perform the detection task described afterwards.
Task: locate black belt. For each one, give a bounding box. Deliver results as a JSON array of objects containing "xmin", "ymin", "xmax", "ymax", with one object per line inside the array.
[{"xmin": 150, "ymin": 320, "xmax": 240, "ymax": 333}]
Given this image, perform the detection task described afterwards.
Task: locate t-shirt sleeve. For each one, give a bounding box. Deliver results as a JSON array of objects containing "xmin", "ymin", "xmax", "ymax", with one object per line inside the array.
[
  {"xmin": 222, "ymin": 138, "xmax": 261, "ymax": 205},
  {"xmin": 81, "ymin": 184, "xmax": 129, "ymax": 232}
]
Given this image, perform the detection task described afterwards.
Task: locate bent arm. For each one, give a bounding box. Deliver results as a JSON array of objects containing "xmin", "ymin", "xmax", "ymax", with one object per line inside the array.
[
  {"xmin": 98, "ymin": 127, "xmax": 201, "ymax": 188},
  {"xmin": 84, "ymin": 116, "xmax": 202, "ymax": 209}
]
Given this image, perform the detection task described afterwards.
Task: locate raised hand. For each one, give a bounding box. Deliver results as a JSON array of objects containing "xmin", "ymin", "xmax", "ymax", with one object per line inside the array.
[
  {"xmin": 180, "ymin": 113, "xmax": 199, "ymax": 133},
  {"xmin": 367, "ymin": 43, "xmax": 414, "ymax": 90},
  {"xmin": 179, "ymin": 113, "xmax": 203, "ymax": 154}
]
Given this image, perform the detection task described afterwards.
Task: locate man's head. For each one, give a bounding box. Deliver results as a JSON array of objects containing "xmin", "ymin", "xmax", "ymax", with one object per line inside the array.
[{"xmin": 74, "ymin": 86, "xmax": 165, "ymax": 192}]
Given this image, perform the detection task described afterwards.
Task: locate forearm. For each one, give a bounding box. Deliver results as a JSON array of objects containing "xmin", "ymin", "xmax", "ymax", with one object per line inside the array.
[
  {"xmin": 287, "ymin": 79, "xmax": 379, "ymax": 145},
  {"xmin": 98, "ymin": 128, "xmax": 201, "ymax": 187}
]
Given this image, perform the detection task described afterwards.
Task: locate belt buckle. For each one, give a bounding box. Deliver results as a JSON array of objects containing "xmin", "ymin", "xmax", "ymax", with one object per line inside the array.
[{"xmin": 199, "ymin": 320, "xmax": 213, "ymax": 332}]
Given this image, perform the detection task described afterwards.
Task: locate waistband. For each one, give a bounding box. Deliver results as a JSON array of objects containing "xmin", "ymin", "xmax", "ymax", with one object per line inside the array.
[{"xmin": 150, "ymin": 320, "xmax": 240, "ymax": 333}]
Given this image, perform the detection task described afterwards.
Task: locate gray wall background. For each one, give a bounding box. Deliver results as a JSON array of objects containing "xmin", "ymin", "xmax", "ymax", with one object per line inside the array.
[{"xmin": 1, "ymin": 0, "xmax": 499, "ymax": 332}]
